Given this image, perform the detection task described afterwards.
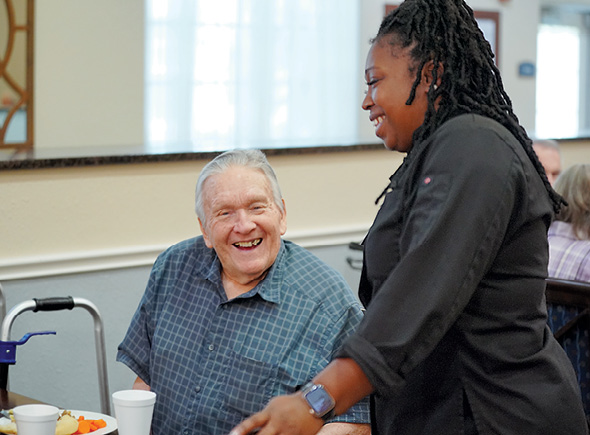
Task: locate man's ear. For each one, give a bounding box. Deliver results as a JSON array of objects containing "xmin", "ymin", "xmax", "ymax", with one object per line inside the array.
[
  {"xmin": 279, "ymin": 199, "xmax": 287, "ymax": 236},
  {"xmin": 198, "ymin": 218, "xmax": 213, "ymax": 248}
]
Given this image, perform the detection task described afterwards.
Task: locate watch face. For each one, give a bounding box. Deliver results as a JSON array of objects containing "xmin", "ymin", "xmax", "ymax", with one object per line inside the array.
[{"xmin": 306, "ymin": 386, "xmax": 334, "ymax": 415}]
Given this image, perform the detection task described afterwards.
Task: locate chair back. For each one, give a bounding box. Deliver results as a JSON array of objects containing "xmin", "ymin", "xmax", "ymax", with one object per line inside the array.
[{"xmin": 545, "ymin": 277, "xmax": 590, "ymax": 421}]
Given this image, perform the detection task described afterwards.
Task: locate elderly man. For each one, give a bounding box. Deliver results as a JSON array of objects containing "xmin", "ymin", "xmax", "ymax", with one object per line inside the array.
[
  {"xmin": 533, "ymin": 139, "xmax": 562, "ymax": 186},
  {"xmin": 117, "ymin": 149, "xmax": 370, "ymax": 435}
]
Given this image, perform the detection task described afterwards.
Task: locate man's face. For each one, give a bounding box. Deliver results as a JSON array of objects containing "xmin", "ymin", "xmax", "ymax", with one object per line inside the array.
[
  {"xmin": 534, "ymin": 145, "xmax": 562, "ymax": 186},
  {"xmin": 199, "ymin": 166, "xmax": 287, "ymax": 286}
]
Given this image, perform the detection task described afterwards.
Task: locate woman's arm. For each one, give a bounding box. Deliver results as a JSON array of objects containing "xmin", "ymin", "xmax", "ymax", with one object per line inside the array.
[{"xmin": 229, "ymin": 358, "xmax": 373, "ymax": 435}]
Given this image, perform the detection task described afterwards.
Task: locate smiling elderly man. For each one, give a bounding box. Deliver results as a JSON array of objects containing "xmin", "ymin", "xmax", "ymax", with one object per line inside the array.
[{"xmin": 116, "ymin": 149, "xmax": 370, "ymax": 435}]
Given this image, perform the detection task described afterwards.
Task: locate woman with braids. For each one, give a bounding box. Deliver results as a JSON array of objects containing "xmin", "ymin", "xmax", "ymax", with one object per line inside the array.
[{"xmin": 230, "ymin": 0, "xmax": 588, "ymax": 434}]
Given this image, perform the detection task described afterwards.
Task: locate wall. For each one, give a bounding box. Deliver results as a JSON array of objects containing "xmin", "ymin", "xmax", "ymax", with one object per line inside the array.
[
  {"xmin": 0, "ymin": 149, "xmax": 400, "ymax": 280},
  {"xmin": 1, "ymin": 0, "xmax": 557, "ymax": 278},
  {"xmin": 342, "ymin": 0, "xmax": 541, "ymax": 141},
  {"xmin": 560, "ymin": 139, "xmax": 590, "ymax": 168},
  {"xmin": 32, "ymin": 0, "xmax": 540, "ymax": 150},
  {"xmin": 2, "ymin": 0, "xmax": 590, "ymax": 415},
  {"xmin": 0, "ymin": 147, "xmax": 397, "ymax": 413},
  {"xmin": 0, "ymin": 244, "xmax": 364, "ymax": 413},
  {"xmin": 34, "ymin": 0, "xmax": 144, "ymax": 148},
  {"xmin": 0, "ymin": 267, "xmax": 151, "ymax": 413}
]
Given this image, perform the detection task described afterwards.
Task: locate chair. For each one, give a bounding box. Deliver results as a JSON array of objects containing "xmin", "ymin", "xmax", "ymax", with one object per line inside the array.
[
  {"xmin": 545, "ymin": 278, "xmax": 590, "ymax": 422},
  {"xmin": 346, "ymin": 242, "xmax": 363, "ymax": 271}
]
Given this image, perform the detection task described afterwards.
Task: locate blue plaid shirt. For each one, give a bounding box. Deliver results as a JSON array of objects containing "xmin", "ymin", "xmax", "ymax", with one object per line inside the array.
[{"xmin": 117, "ymin": 237, "xmax": 370, "ymax": 435}]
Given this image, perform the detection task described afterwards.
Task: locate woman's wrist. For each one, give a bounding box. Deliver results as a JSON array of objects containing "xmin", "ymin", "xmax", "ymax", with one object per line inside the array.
[
  {"xmin": 299, "ymin": 382, "xmax": 336, "ymax": 420},
  {"xmin": 311, "ymin": 358, "xmax": 374, "ymax": 417}
]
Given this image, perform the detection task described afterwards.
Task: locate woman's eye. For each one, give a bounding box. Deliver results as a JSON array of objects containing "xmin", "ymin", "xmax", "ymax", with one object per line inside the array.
[{"xmin": 364, "ymin": 79, "xmax": 378, "ymax": 94}]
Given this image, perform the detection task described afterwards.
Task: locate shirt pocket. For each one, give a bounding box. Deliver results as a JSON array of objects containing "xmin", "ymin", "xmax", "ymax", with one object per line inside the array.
[
  {"xmin": 223, "ymin": 350, "xmax": 278, "ymax": 416},
  {"xmin": 402, "ymin": 172, "xmax": 452, "ymax": 251}
]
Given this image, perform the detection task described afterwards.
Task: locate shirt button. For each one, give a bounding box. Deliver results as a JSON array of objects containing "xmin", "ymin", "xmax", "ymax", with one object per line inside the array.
[
  {"xmin": 208, "ymin": 344, "xmax": 215, "ymax": 351},
  {"xmin": 195, "ymin": 386, "xmax": 201, "ymax": 393}
]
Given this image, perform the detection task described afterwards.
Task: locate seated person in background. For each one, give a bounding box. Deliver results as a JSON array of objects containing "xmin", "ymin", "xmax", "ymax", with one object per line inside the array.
[
  {"xmin": 116, "ymin": 149, "xmax": 370, "ymax": 435},
  {"xmin": 548, "ymin": 164, "xmax": 590, "ymax": 281},
  {"xmin": 533, "ymin": 138, "xmax": 562, "ymax": 186}
]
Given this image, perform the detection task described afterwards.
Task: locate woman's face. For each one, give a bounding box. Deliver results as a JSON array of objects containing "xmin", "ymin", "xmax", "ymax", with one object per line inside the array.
[{"xmin": 362, "ymin": 40, "xmax": 430, "ymax": 152}]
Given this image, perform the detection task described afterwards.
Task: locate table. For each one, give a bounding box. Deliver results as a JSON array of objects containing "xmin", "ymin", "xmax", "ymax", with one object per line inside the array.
[
  {"xmin": 0, "ymin": 389, "xmax": 45, "ymax": 409},
  {"xmin": 0, "ymin": 390, "xmax": 118, "ymax": 434}
]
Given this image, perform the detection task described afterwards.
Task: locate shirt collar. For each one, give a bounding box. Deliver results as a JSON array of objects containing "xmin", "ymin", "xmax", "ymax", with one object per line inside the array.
[
  {"xmin": 202, "ymin": 239, "xmax": 285, "ymax": 305},
  {"xmin": 253, "ymin": 240, "xmax": 285, "ymax": 304}
]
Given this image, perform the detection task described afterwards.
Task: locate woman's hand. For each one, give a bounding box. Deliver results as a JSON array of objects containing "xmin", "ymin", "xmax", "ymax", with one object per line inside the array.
[
  {"xmin": 229, "ymin": 393, "xmax": 324, "ymax": 435},
  {"xmin": 230, "ymin": 359, "xmax": 373, "ymax": 435}
]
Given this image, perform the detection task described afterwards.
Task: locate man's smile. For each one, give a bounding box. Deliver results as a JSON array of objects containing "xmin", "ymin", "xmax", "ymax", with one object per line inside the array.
[{"xmin": 233, "ymin": 238, "xmax": 262, "ymax": 249}]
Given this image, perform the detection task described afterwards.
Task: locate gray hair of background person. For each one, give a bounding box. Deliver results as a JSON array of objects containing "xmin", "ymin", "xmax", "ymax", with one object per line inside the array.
[
  {"xmin": 532, "ymin": 138, "xmax": 561, "ymax": 152},
  {"xmin": 554, "ymin": 163, "xmax": 590, "ymax": 239},
  {"xmin": 195, "ymin": 149, "xmax": 285, "ymax": 225}
]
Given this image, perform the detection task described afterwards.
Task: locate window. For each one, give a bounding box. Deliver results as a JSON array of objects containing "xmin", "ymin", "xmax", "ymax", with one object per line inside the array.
[
  {"xmin": 536, "ymin": 6, "xmax": 590, "ymax": 139},
  {"xmin": 145, "ymin": 0, "xmax": 360, "ymax": 152}
]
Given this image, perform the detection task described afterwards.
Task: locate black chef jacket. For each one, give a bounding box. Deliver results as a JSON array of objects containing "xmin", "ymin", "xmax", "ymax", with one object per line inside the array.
[{"xmin": 338, "ymin": 114, "xmax": 588, "ymax": 434}]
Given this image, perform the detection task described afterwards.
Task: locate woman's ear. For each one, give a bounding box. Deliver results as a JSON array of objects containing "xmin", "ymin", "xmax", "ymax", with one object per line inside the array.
[{"xmin": 422, "ymin": 60, "xmax": 443, "ymax": 89}]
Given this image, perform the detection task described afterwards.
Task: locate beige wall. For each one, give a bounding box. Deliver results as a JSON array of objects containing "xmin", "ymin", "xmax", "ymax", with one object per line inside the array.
[
  {"xmin": 3, "ymin": 0, "xmax": 590, "ymax": 280},
  {"xmin": 31, "ymin": 0, "xmax": 541, "ymax": 149},
  {"xmin": 4, "ymin": 140, "xmax": 590, "ymax": 280},
  {"xmin": 34, "ymin": 0, "xmax": 144, "ymax": 148},
  {"xmin": 560, "ymin": 140, "xmax": 590, "ymax": 169},
  {"xmin": 0, "ymin": 149, "xmax": 403, "ymax": 279},
  {"xmin": 1, "ymin": 0, "xmax": 590, "ymax": 414}
]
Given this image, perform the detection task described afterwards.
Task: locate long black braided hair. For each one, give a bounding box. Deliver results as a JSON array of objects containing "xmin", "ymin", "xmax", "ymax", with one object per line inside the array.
[{"xmin": 374, "ymin": 0, "xmax": 564, "ymax": 213}]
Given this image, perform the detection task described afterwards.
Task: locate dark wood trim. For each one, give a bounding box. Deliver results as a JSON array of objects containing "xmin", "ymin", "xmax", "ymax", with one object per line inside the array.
[
  {"xmin": 383, "ymin": 5, "xmax": 500, "ymax": 66},
  {"xmin": 0, "ymin": 142, "xmax": 386, "ymax": 171},
  {"xmin": 473, "ymin": 10, "xmax": 500, "ymax": 67},
  {"xmin": 25, "ymin": 0, "xmax": 34, "ymax": 150},
  {"xmin": 546, "ymin": 278, "xmax": 590, "ymax": 308}
]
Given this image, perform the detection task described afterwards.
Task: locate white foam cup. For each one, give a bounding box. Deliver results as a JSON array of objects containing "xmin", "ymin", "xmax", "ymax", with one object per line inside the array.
[
  {"xmin": 112, "ymin": 389, "xmax": 157, "ymax": 435},
  {"xmin": 13, "ymin": 404, "xmax": 59, "ymax": 435}
]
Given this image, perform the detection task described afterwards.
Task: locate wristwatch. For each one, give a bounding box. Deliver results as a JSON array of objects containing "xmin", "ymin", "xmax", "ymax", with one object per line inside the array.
[{"xmin": 300, "ymin": 382, "xmax": 336, "ymax": 421}]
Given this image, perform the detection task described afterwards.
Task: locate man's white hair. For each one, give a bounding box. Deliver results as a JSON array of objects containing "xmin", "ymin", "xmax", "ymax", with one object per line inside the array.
[{"xmin": 195, "ymin": 149, "xmax": 284, "ymax": 225}]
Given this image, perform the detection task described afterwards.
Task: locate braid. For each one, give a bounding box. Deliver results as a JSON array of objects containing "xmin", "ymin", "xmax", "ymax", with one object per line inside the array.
[{"xmin": 375, "ymin": 0, "xmax": 565, "ymax": 213}]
